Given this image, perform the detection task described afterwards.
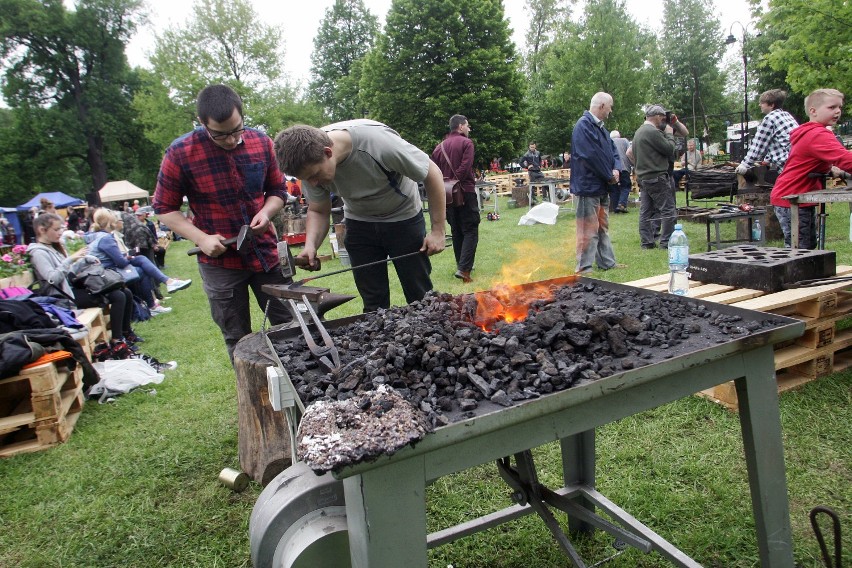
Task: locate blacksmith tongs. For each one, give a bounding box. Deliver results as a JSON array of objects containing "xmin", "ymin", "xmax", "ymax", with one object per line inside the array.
[{"xmin": 288, "ymin": 296, "xmax": 341, "ymax": 373}]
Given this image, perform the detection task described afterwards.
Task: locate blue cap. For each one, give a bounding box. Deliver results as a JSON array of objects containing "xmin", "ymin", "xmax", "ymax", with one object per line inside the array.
[{"xmin": 674, "ymin": 224, "xmax": 683, "ymax": 230}]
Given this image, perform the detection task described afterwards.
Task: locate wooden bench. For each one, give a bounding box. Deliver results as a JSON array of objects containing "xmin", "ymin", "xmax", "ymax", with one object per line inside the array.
[{"xmin": 74, "ymin": 307, "xmax": 110, "ymax": 357}]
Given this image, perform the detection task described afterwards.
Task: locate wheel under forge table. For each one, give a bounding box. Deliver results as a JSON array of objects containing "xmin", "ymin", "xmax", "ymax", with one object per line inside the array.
[{"xmin": 330, "ymin": 305, "xmax": 803, "ymax": 567}]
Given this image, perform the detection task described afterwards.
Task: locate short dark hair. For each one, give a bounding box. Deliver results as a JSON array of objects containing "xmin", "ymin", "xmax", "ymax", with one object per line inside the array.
[
  {"xmin": 759, "ymin": 89, "xmax": 787, "ymax": 109},
  {"xmin": 197, "ymin": 84, "xmax": 243, "ymax": 124},
  {"xmin": 449, "ymin": 114, "xmax": 468, "ymax": 131},
  {"xmin": 273, "ymin": 125, "xmax": 332, "ymax": 177}
]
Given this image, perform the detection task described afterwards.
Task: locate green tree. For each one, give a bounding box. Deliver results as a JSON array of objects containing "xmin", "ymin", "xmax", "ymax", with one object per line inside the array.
[
  {"xmin": 745, "ymin": 29, "xmax": 805, "ymax": 123},
  {"xmin": 309, "ymin": 0, "xmax": 379, "ymax": 122},
  {"xmin": 657, "ymin": 0, "xmax": 728, "ymax": 142},
  {"xmin": 762, "ymin": 0, "xmax": 852, "ymax": 97},
  {"xmin": 523, "ymin": 0, "xmax": 573, "ymax": 75},
  {"xmin": 532, "ymin": 0, "xmax": 656, "ymax": 153},
  {"xmin": 360, "ymin": 0, "xmax": 526, "ymax": 166},
  {"xmin": 0, "ymin": 0, "xmax": 147, "ymax": 197},
  {"xmin": 140, "ymin": 0, "xmax": 322, "ymax": 145}
]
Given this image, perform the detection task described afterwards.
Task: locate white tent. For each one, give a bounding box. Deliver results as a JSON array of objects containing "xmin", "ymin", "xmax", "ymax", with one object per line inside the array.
[{"xmin": 99, "ymin": 180, "xmax": 149, "ymax": 204}]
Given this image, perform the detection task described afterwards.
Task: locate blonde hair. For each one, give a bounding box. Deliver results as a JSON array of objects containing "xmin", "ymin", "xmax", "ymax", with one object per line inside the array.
[
  {"xmin": 805, "ymin": 89, "xmax": 844, "ymax": 112},
  {"xmin": 91, "ymin": 208, "xmax": 118, "ymax": 232}
]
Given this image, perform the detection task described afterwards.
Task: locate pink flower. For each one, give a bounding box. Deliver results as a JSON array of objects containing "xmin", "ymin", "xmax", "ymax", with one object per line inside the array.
[
  {"xmin": 1, "ymin": 254, "xmax": 12, "ymax": 263},
  {"xmin": 12, "ymin": 245, "xmax": 27, "ymax": 254}
]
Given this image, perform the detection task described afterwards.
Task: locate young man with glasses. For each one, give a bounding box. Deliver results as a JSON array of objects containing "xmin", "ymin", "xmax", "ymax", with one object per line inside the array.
[{"xmin": 153, "ymin": 84, "xmax": 293, "ymax": 363}]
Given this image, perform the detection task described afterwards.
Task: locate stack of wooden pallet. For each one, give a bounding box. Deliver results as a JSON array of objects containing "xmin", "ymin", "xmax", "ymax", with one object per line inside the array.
[
  {"xmin": 73, "ymin": 307, "xmax": 110, "ymax": 358},
  {"xmin": 0, "ymin": 354, "xmax": 85, "ymax": 457},
  {"xmin": 624, "ymin": 265, "xmax": 852, "ymax": 410}
]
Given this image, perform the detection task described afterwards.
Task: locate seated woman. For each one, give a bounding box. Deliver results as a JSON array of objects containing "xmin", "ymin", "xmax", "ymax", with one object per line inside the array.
[
  {"xmin": 86, "ymin": 209, "xmax": 191, "ymax": 315},
  {"xmin": 27, "ymin": 213, "xmax": 141, "ymax": 351}
]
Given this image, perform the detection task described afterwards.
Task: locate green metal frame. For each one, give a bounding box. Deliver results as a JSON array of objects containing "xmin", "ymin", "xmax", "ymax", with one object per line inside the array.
[{"xmin": 334, "ymin": 329, "xmax": 802, "ymax": 567}]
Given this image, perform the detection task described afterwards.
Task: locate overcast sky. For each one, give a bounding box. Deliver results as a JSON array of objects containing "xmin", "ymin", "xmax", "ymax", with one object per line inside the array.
[{"xmin": 127, "ymin": 0, "xmax": 759, "ymax": 84}]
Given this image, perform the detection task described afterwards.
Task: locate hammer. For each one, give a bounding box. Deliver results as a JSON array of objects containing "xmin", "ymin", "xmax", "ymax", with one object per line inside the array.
[{"xmin": 187, "ymin": 224, "xmax": 251, "ymax": 256}]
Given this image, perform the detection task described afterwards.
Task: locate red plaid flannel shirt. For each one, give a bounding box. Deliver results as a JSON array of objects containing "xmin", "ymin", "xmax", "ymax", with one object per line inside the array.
[{"xmin": 153, "ymin": 128, "xmax": 288, "ymax": 271}]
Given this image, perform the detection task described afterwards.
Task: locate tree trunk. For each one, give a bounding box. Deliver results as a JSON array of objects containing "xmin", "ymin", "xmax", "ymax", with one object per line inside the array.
[
  {"xmin": 86, "ymin": 134, "xmax": 108, "ymax": 194},
  {"xmin": 233, "ymin": 330, "xmax": 293, "ymax": 486}
]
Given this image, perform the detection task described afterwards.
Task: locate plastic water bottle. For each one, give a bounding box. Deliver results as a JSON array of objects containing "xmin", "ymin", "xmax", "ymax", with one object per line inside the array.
[
  {"xmin": 752, "ymin": 219, "xmax": 762, "ymax": 242},
  {"xmin": 668, "ymin": 224, "xmax": 690, "ymax": 296}
]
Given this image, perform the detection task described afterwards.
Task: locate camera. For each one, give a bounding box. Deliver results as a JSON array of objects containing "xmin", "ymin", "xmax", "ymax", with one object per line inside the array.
[{"xmin": 665, "ymin": 111, "xmax": 676, "ymax": 125}]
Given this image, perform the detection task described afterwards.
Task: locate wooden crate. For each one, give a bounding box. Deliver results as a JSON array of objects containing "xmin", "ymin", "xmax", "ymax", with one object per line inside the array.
[
  {"xmin": 0, "ymin": 360, "xmax": 85, "ymax": 457},
  {"xmin": 624, "ymin": 266, "xmax": 852, "ymax": 411}
]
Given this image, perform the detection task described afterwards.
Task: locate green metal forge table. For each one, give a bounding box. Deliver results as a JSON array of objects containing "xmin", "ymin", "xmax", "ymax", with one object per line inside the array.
[{"xmin": 330, "ymin": 283, "xmax": 804, "ymax": 568}]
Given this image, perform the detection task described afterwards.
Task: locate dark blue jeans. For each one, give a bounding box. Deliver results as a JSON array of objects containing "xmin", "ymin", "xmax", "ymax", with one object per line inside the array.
[{"xmin": 344, "ymin": 212, "xmax": 433, "ymax": 312}]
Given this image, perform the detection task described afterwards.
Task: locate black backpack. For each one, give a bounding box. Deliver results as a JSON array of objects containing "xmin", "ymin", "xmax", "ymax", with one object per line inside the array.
[{"xmin": 69, "ymin": 258, "xmax": 124, "ymax": 296}]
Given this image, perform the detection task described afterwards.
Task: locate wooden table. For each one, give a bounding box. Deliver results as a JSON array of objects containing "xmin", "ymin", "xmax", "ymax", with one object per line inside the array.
[{"xmin": 783, "ymin": 185, "xmax": 852, "ymax": 248}]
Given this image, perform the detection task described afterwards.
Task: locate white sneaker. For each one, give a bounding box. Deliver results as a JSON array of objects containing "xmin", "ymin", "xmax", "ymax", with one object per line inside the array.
[
  {"xmin": 166, "ymin": 278, "xmax": 192, "ymax": 293},
  {"xmin": 150, "ymin": 305, "xmax": 173, "ymax": 315}
]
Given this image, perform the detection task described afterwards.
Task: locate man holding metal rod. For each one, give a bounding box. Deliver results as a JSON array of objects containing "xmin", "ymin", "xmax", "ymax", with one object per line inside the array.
[{"xmin": 273, "ymin": 120, "xmax": 446, "ymax": 313}]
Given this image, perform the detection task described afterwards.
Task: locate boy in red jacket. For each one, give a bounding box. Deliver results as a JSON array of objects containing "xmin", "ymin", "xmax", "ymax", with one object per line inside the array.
[{"xmin": 770, "ymin": 88, "xmax": 852, "ymax": 249}]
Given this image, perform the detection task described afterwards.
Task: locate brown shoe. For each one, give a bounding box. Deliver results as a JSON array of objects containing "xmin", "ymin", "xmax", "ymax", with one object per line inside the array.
[{"xmin": 454, "ymin": 270, "xmax": 473, "ymax": 283}]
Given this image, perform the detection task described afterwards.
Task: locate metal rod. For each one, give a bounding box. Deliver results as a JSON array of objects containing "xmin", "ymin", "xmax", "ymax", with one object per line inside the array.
[{"xmin": 292, "ymin": 249, "xmax": 425, "ymax": 287}]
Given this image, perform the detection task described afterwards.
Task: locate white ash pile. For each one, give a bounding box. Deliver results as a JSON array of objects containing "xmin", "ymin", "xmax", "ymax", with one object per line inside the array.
[
  {"xmin": 273, "ymin": 281, "xmax": 783, "ymax": 440},
  {"xmin": 298, "ymin": 385, "xmax": 430, "ymax": 472}
]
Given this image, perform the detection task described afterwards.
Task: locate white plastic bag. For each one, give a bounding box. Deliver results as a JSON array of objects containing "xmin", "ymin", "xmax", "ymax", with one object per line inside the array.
[
  {"xmin": 90, "ymin": 359, "xmax": 165, "ymax": 402},
  {"xmin": 518, "ymin": 202, "xmax": 560, "ymax": 226}
]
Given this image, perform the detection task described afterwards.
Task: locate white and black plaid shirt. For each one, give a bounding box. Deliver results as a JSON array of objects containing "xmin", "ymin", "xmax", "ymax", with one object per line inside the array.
[{"xmin": 741, "ymin": 108, "xmax": 799, "ymax": 170}]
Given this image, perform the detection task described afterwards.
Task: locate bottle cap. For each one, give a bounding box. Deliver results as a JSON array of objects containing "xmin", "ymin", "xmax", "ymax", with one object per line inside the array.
[{"xmin": 674, "ymin": 223, "xmax": 683, "ymax": 230}]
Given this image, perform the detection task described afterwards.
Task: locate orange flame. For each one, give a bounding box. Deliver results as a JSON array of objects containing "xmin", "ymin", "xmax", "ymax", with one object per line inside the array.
[{"xmin": 472, "ymin": 241, "xmax": 576, "ymax": 330}]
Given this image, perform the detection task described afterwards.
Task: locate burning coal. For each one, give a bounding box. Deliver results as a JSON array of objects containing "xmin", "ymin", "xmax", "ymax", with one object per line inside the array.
[{"xmin": 273, "ymin": 280, "xmax": 782, "ymax": 441}]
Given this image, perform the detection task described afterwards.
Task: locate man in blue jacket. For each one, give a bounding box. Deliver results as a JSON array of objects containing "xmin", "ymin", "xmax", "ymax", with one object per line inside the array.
[{"xmin": 570, "ymin": 92, "xmax": 625, "ymax": 273}]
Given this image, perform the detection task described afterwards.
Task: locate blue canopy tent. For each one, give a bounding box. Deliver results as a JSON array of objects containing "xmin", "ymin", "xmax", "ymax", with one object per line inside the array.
[{"xmin": 16, "ymin": 191, "xmax": 85, "ymax": 211}]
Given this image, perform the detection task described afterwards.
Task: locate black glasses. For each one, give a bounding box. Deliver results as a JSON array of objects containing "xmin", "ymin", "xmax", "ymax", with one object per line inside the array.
[{"xmin": 206, "ymin": 125, "xmax": 245, "ymax": 141}]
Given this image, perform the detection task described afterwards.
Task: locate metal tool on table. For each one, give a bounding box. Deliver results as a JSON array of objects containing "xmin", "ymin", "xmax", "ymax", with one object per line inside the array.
[
  {"xmin": 287, "ymin": 296, "xmax": 341, "ymax": 373},
  {"xmin": 187, "ymin": 224, "xmax": 251, "ymax": 256}
]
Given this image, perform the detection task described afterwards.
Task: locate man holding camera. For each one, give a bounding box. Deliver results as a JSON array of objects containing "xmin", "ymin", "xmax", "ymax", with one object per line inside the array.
[{"xmin": 632, "ymin": 105, "xmax": 681, "ymax": 249}]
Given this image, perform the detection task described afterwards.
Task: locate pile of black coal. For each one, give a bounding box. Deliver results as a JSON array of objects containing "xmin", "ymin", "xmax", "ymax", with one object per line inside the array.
[{"xmin": 274, "ymin": 281, "xmax": 783, "ymax": 436}]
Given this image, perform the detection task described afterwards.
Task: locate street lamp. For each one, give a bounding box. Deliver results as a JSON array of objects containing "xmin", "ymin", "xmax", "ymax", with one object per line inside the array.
[{"xmin": 725, "ymin": 21, "xmax": 755, "ymax": 160}]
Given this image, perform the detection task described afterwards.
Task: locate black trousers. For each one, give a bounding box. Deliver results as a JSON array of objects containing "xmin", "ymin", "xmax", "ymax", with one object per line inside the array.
[
  {"xmin": 73, "ymin": 286, "xmax": 134, "ymax": 339},
  {"xmin": 447, "ymin": 192, "xmax": 480, "ymax": 272},
  {"xmin": 344, "ymin": 212, "xmax": 433, "ymax": 313}
]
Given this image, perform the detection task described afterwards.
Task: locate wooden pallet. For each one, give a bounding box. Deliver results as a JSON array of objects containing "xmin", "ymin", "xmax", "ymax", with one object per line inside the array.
[
  {"xmin": 75, "ymin": 307, "xmax": 110, "ymax": 357},
  {"xmin": 624, "ymin": 265, "xmax": 852, "ymax": 411},
  {"xmin": 0, "ymin": 360, "xmax": 85, "ymax": 457}
]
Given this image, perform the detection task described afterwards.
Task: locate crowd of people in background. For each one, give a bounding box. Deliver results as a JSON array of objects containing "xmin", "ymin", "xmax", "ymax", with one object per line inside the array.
[
  {"xmin": 23, "ymin": 201, "xmax": 193, "ymax": 366},
  {"xmin": 9, "ymin": 83, "xmax": 852, "ymax": 378}
]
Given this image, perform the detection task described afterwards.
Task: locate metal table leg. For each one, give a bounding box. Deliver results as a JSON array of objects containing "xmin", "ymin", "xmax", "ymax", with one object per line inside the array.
[
  {"xmin": 561, "ymin": 430, "xmax": 596, "ymax": 535},
  {"xmin": 790, "ymin": 200, "xmax": 800, "ymax": 248},
  {"xmin": 344, "ymin": 456, "xmax": 428, "ymax": 568},
  {"xmin": 734, "ymin": 348, "xmax": 795, "ymax": 566}
]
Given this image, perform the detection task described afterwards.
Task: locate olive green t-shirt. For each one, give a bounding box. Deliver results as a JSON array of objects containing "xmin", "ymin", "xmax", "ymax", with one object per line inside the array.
[{"xmin": 303, "ymin": 120, "xmax": 429, "ymax": 222}]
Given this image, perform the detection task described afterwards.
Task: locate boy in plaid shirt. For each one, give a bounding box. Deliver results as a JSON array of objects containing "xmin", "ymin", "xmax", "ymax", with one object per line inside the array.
[{"xmin": 736, "ymin": 89, "xmax": 799, "ymax": 174}]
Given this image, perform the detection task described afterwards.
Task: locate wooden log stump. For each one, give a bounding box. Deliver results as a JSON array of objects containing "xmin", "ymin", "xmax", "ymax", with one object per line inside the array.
[
  {"xmin": 233, "ymin": 329, "xmax": 293, "ymax": 486},
  {"xmin": 511, "ymin": 186, "xmax": 529, "ymax": 207}
]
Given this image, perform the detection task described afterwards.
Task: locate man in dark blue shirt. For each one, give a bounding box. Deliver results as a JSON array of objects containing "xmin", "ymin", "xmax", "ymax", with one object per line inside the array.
[{"xmin": 570, "ymin": 92, "xmax": 625, "ymax": 273}]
